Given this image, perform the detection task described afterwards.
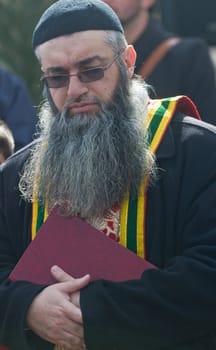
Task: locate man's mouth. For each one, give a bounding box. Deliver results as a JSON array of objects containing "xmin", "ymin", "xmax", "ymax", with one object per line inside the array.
[{"xmin": 70, "ymin": 102, "xmax": 99, "ymax": 114}]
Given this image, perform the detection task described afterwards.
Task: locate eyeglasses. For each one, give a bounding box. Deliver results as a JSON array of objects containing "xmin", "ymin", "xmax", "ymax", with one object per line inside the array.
[{"xmin": 41, "ymin": 50, "xmax": 124, "ymax": 89}]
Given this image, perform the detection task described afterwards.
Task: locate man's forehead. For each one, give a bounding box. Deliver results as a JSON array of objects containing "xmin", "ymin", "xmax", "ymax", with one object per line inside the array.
[
  {"xmin": 38, "ymin": 31, "xmax": 113, "ymax": 70},
  {"xmin": 38, "ymin": 30, "xmax": 110, "ymax": 56},
  {"xmin": 40, "ymin": 30, "xmax": 110, "ymax": 55}
]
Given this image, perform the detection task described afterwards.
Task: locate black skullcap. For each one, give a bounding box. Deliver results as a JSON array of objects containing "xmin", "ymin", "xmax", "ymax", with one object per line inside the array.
[{"xmin": 32, "ymin": 0, "xmax": 124, "ymax": 49}]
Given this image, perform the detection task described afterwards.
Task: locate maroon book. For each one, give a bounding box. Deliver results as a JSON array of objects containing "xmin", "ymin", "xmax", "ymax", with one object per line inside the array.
[{"xmin": 9, "ymin": 209, "xmax": 155, "ymax": 284}]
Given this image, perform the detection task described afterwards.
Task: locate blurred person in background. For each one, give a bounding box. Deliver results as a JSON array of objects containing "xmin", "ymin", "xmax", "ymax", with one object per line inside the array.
[
  {"xmin": 0, "ymin": 119, "xmax": 14, "ymax": 164},
  {"xmin": 0, "ymin": 68, "xmax": 37, "ymax": 151},
  {"xmin": 102, "ymin": 0, "xmax": 216, "ymax": 124}
]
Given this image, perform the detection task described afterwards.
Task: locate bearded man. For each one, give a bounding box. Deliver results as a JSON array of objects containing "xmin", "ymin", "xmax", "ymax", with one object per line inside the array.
[{"xmin": 1, "ymin": 1, "xmax": 216, "ymax": 350}]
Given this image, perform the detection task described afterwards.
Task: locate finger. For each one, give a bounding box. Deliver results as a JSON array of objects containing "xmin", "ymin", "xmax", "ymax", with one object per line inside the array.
[
  {"xmin": 63, "ymin": 277, "xmax": 90, "ymax": 294},
  {"xmin": 64, "ymin": 298, "xmax": 85, "ymax": 324},
  {"xmin": 51, "ymin": 265, "xmax": 75, "ymax": 282},
  {"xmin": 47, "ymin": 326, "xmax": 84, "ymax": 348},
  {"xmin": 56, "ymin": 330, "xmax": 85, "ymax": 350},
  {"xmin": 63, "ymin": 310, "xmax": 84, "ymax": 336},
  {"xmin": 65, "ymin": 299, "xmax": 83, "ymax": 323},
  {"xmin": 51, "ymin": 265, "xmax": 90, "ymax": 292}
]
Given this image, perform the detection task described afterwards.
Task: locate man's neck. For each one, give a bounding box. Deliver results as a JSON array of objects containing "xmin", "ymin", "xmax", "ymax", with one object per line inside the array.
[{"xmin": 123, "ymin": 11, "xmax": 149, "ymax": 44}]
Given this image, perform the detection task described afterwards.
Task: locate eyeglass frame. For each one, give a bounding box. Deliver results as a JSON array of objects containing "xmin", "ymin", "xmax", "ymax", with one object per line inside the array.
[{"xmin": 40, "ymin": 49, "xmax": 125, "ymax": 89}]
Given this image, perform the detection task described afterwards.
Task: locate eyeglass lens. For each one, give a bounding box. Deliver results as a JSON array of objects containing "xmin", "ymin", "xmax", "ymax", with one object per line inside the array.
[{"xmin": 44, "ymin": 67, "xmax": 105, "ymax": 88}]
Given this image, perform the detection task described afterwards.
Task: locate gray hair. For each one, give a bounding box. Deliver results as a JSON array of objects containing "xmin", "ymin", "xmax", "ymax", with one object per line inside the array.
[{"xmin": 104, "ymin": 30, "xmax": 128, "ymax": 53}]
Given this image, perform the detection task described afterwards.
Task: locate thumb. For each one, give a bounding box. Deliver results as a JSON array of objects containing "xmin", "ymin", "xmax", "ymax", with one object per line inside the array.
[{"xmin": 51, "ymin": 265, "xmax": 90, "ymax": 291}]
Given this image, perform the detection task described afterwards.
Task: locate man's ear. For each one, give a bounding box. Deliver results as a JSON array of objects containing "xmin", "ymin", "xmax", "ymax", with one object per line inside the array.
[
  {"xmin": 123, "ymin": 45, "xmax": 137, "ymax": 78},
  {"xmin": 141, "ymin": 0, "xmax": 156, "ymax": 11}
]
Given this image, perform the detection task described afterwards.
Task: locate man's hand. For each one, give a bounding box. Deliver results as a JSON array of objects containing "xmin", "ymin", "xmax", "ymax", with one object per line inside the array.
[
  {"xmin": 26, "ymin": 266, "xmax": 90, "ymax": 349},
  {"xmin": 51, "ymin": 265, "xmax": 83, "ymax": 308}
]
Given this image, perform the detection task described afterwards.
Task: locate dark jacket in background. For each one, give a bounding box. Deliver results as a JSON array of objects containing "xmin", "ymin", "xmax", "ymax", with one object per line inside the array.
[
  {"xmin": 0, "ymin": 68, "xmax": 37, "ymax": 151},
  {"xmin": 135, "ymin": 18, "xmax": 216, "ymax": 124}
]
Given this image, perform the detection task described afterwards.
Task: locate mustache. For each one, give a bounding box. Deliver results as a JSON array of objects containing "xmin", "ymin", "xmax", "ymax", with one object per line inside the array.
[{"xmin": 63, "ymin": 95, "xmax": 104, "ymax": 110}]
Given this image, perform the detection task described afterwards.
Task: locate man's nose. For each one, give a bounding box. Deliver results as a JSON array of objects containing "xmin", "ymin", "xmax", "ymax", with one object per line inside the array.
[{"xmin": 66, "ymin": 74, "xmax": 88, "ymax": 99}]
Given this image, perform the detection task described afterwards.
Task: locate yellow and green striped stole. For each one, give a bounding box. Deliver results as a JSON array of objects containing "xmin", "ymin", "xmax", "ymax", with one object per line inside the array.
[{"xmin": 31, "ymin": 96, "xmax": 200, "ymax": 257}]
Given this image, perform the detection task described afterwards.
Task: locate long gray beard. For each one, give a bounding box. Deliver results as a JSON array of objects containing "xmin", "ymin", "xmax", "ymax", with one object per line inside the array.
[{"xmin": 19, "ymin": 78, "xmax": 154, "ymax": 219}]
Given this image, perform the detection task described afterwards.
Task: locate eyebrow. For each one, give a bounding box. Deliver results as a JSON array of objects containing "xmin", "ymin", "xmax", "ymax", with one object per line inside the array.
[
  {"xmin": 45, "ymin": 55, "xmax": 107, "ymax": 74},
  {"xmin": 77, "ymin": 55, "xmax": 105, "ymax": 66},
  {"xmin": 46, "ymin": 66, "xmax": 67, "ymax": 74}
]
